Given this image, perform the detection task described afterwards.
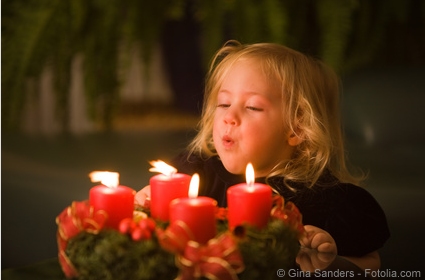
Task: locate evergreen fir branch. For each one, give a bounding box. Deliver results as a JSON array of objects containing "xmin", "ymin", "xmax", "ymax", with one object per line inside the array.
[
  {"xmin": 2, "ymin": 0, "xmax": 422, "ymax": 131},
  {"xmin": 316, "ymin": 0, "xmax": 357, "ymax": 71},
  {"xmin": 2, "ymin": 0, "xmax": 58, "ymax": 129}
]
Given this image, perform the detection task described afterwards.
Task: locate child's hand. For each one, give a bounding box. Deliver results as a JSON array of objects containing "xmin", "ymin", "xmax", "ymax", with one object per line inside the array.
[
  {"xmin": 299, "ymin": 226, "xmax": 381, "ymax": 271},
  {"xmin": 296, "ymin": 246, "xmax": 336, "ymax": 272},
  {"xmin": 299, "ymin": 225, "xmax": 337, "ymax": 255},
  {"xmin": 135, "ymin": 185, "xmax": 151, "ymax": 206}
]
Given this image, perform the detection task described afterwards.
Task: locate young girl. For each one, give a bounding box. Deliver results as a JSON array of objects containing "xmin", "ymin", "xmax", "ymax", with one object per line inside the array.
[{"xmin": 136, "ymin": 40, "xmax": 390, "ymax": 271}]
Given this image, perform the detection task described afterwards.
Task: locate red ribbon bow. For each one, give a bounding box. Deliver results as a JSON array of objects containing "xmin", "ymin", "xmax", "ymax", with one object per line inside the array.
[
  {"xmin": 271, "ymin": 195, "xmax": 305, "ymax": 236},
  {"xmin": 177, "ymin": 233, "xmax": 245, "ymax": 280},
  {"xmin": 56, "ymin": 200, "xmax": 107, "ymax": 278},
  {"xmin": 156, "ymin": 220, "xmax": 196, "ymax": 255},
  {"xmin": 157, "ymin": 221, "xmax": 245, "ymax": 280}
]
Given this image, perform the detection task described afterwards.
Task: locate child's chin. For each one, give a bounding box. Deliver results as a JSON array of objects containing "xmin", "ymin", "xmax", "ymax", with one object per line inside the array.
[{"xmin": 222, "ymin": 161, "xmax": 245, "ymax": 175}]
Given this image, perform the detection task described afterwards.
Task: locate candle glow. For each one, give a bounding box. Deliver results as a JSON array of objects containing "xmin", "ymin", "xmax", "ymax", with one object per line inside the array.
[
  {"xmin": 149, "ymin": 160, "xmax": 177, "ymax": 177},
  {"xmin": 89, "ymin": 171, "xmax": 119, "ymax": 188},
  {"xmin": 246, "ymin": 163, "xmax": 255, "ymax": 187},
  {"xmin": 188, "ymin": 173, "xmax": 200, "ymax": 198}
]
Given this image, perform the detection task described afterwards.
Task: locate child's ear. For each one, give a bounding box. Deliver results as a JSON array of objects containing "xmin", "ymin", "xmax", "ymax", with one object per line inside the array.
[{"xmin": 288, "ymin": 131, "xmax": 303, "ymax": 146}]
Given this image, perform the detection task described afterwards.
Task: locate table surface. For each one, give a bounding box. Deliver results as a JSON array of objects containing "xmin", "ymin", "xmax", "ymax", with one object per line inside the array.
[
  {"xmin": 2, "ymin": 258, "xmax": 64, "ymax": 280},
  {"xmin": 2, "ymin": 249, "xmax": 371, "ymax": 280}
]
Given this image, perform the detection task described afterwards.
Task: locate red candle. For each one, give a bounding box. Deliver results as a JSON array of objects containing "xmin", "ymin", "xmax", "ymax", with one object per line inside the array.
[
  {"xmin": 88, "ymin": 171, "xmax": 136, "ymax": 229},
  {"xmin": 169, "ymin": 174, "xmax": 217, "ymax": 244},
  {"xmin": 227, "ymin": 163, "xmax": 272, "ymax": 229},
  {"xmin": 150, "ymin": 173, "xmax": 191, "ymax": 221}
]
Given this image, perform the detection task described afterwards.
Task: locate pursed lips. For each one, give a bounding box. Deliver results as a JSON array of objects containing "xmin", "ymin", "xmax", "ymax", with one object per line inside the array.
[{"xmin": 222, "ymin": 135, "xmax": 235, "ymax": 148}]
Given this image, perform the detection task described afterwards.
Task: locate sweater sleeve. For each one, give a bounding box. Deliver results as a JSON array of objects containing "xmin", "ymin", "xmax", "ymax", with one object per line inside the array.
[{"xmin": 323, "ymin": 184, "xmax": 390, "ymax": 257}]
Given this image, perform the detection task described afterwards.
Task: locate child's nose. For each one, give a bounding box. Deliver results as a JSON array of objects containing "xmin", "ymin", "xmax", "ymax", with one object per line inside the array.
[{"xmin": 224, "ymin": 107, "xmax": 240, "ymax": 126}]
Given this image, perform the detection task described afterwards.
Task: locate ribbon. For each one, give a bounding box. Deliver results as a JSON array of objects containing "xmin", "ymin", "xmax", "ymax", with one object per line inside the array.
[
  {"xmin": 157, "ymin": 221, "xmax": 245, "ymax": 280},
  {"xmin": 270, "ymin": 195, "xmax": 304, "ymax": 236},
  {"xmin": 177, "ymin": 233, "xmax": 245, "ymax": 280},
  {"xmin": 215, "ymin": 207, "xmax": 227, "ymax": 221},
  {"xmin": 156, "ymin": 220, "xmax": 195, "ymax": 255},
  {"xmin": 55, "ymin": 200, "xmax": 107, "ymax": 278}
]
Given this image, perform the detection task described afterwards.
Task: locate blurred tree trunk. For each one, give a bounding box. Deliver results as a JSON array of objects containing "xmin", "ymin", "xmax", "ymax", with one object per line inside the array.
[{"xmin": 160, "ymin": 2, "xmax": 204, "ymax": 115}]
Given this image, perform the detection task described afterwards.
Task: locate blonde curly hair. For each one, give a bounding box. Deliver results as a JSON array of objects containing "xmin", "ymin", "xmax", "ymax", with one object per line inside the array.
[{"xmin": 189, "ymin": 40, "xmax": 363, "ymax": 188}]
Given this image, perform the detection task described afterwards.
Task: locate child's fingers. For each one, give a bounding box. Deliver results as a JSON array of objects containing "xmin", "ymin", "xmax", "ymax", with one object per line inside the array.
[
  {"xmin": 316, "ymin": 241, "xmax": 336, "ymax": 253},
  {"xmin": 135, "ymin": 185, "xmax": 151, "ymax": 205},
  {"xmin": 300, "ymin": 225, "xmax": 337, "ymax": 254}
]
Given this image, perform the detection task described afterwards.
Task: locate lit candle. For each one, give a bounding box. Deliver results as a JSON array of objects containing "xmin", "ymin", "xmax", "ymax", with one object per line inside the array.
[
  {"xmin": 89, "ymin": 171, "xmax": 136, "ymax": 229},
  {"xmin": 149, "ymin": 160, "xmax": 191, "ymax": 221},
  {"xmin": 170, "ymin": 173, "xmax": 217, "ymax": 244},
  {"xmin": 227, "ymin": 163, "xmax": 272, "ymax": 229}
]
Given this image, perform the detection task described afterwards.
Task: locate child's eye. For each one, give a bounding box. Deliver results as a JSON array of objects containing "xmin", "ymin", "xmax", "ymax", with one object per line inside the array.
[
  {"xmin": 217, "ymin": 104, "xmax": 230, "ymax": 108},
  {"xmin": 246, "ymin": 106, "xmax": 263, "ymax": 112}
]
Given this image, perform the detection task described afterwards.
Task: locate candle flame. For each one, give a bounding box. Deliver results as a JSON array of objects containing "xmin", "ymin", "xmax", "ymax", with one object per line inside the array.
[
  {"xmin": 188, "ymin": 173, "xmax": 200, "ymax": 198},
  {"xmin": 149, "ymin": 160, "xmax": 177, "ymax": 177},
  {"xmin": 246, "ymin": 163, "xmax": 255, "ymax": 187},
  {"xmin": 89, "ymin": 171, "xmax": 119, "ymax": 188}
]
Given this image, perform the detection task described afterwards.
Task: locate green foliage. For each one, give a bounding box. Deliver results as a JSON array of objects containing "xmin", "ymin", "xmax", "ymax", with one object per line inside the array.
[
  {"xmin": 2, "ymin": 0, "xmax": 421, "ymax": 131},
  {"xmin": 67, "ymin": 230, "xmax": 178, "ymax": 280},
  {"xmin": 1, "ymin": 0, "xmax": 186, "ymax": 131},
  {"xmin": 316, "ymin": 0, "xmax": 358, "ymax": 71},
  {"xmin": 64, "ymin": 219, "xmax": 299, "ymax": 280},
  {"xmin": 2, "ymin": 0, "xmax": 59, "ymax": 129},
  {"xmin": 237, "ymin": 220, "xmax": 299, "ymax": 280}
]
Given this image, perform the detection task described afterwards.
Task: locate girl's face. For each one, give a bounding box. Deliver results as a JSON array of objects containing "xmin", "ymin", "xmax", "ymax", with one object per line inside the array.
[{"xmin": 213, "ymin": 59, "xmax": 295, "ymax": 177}]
